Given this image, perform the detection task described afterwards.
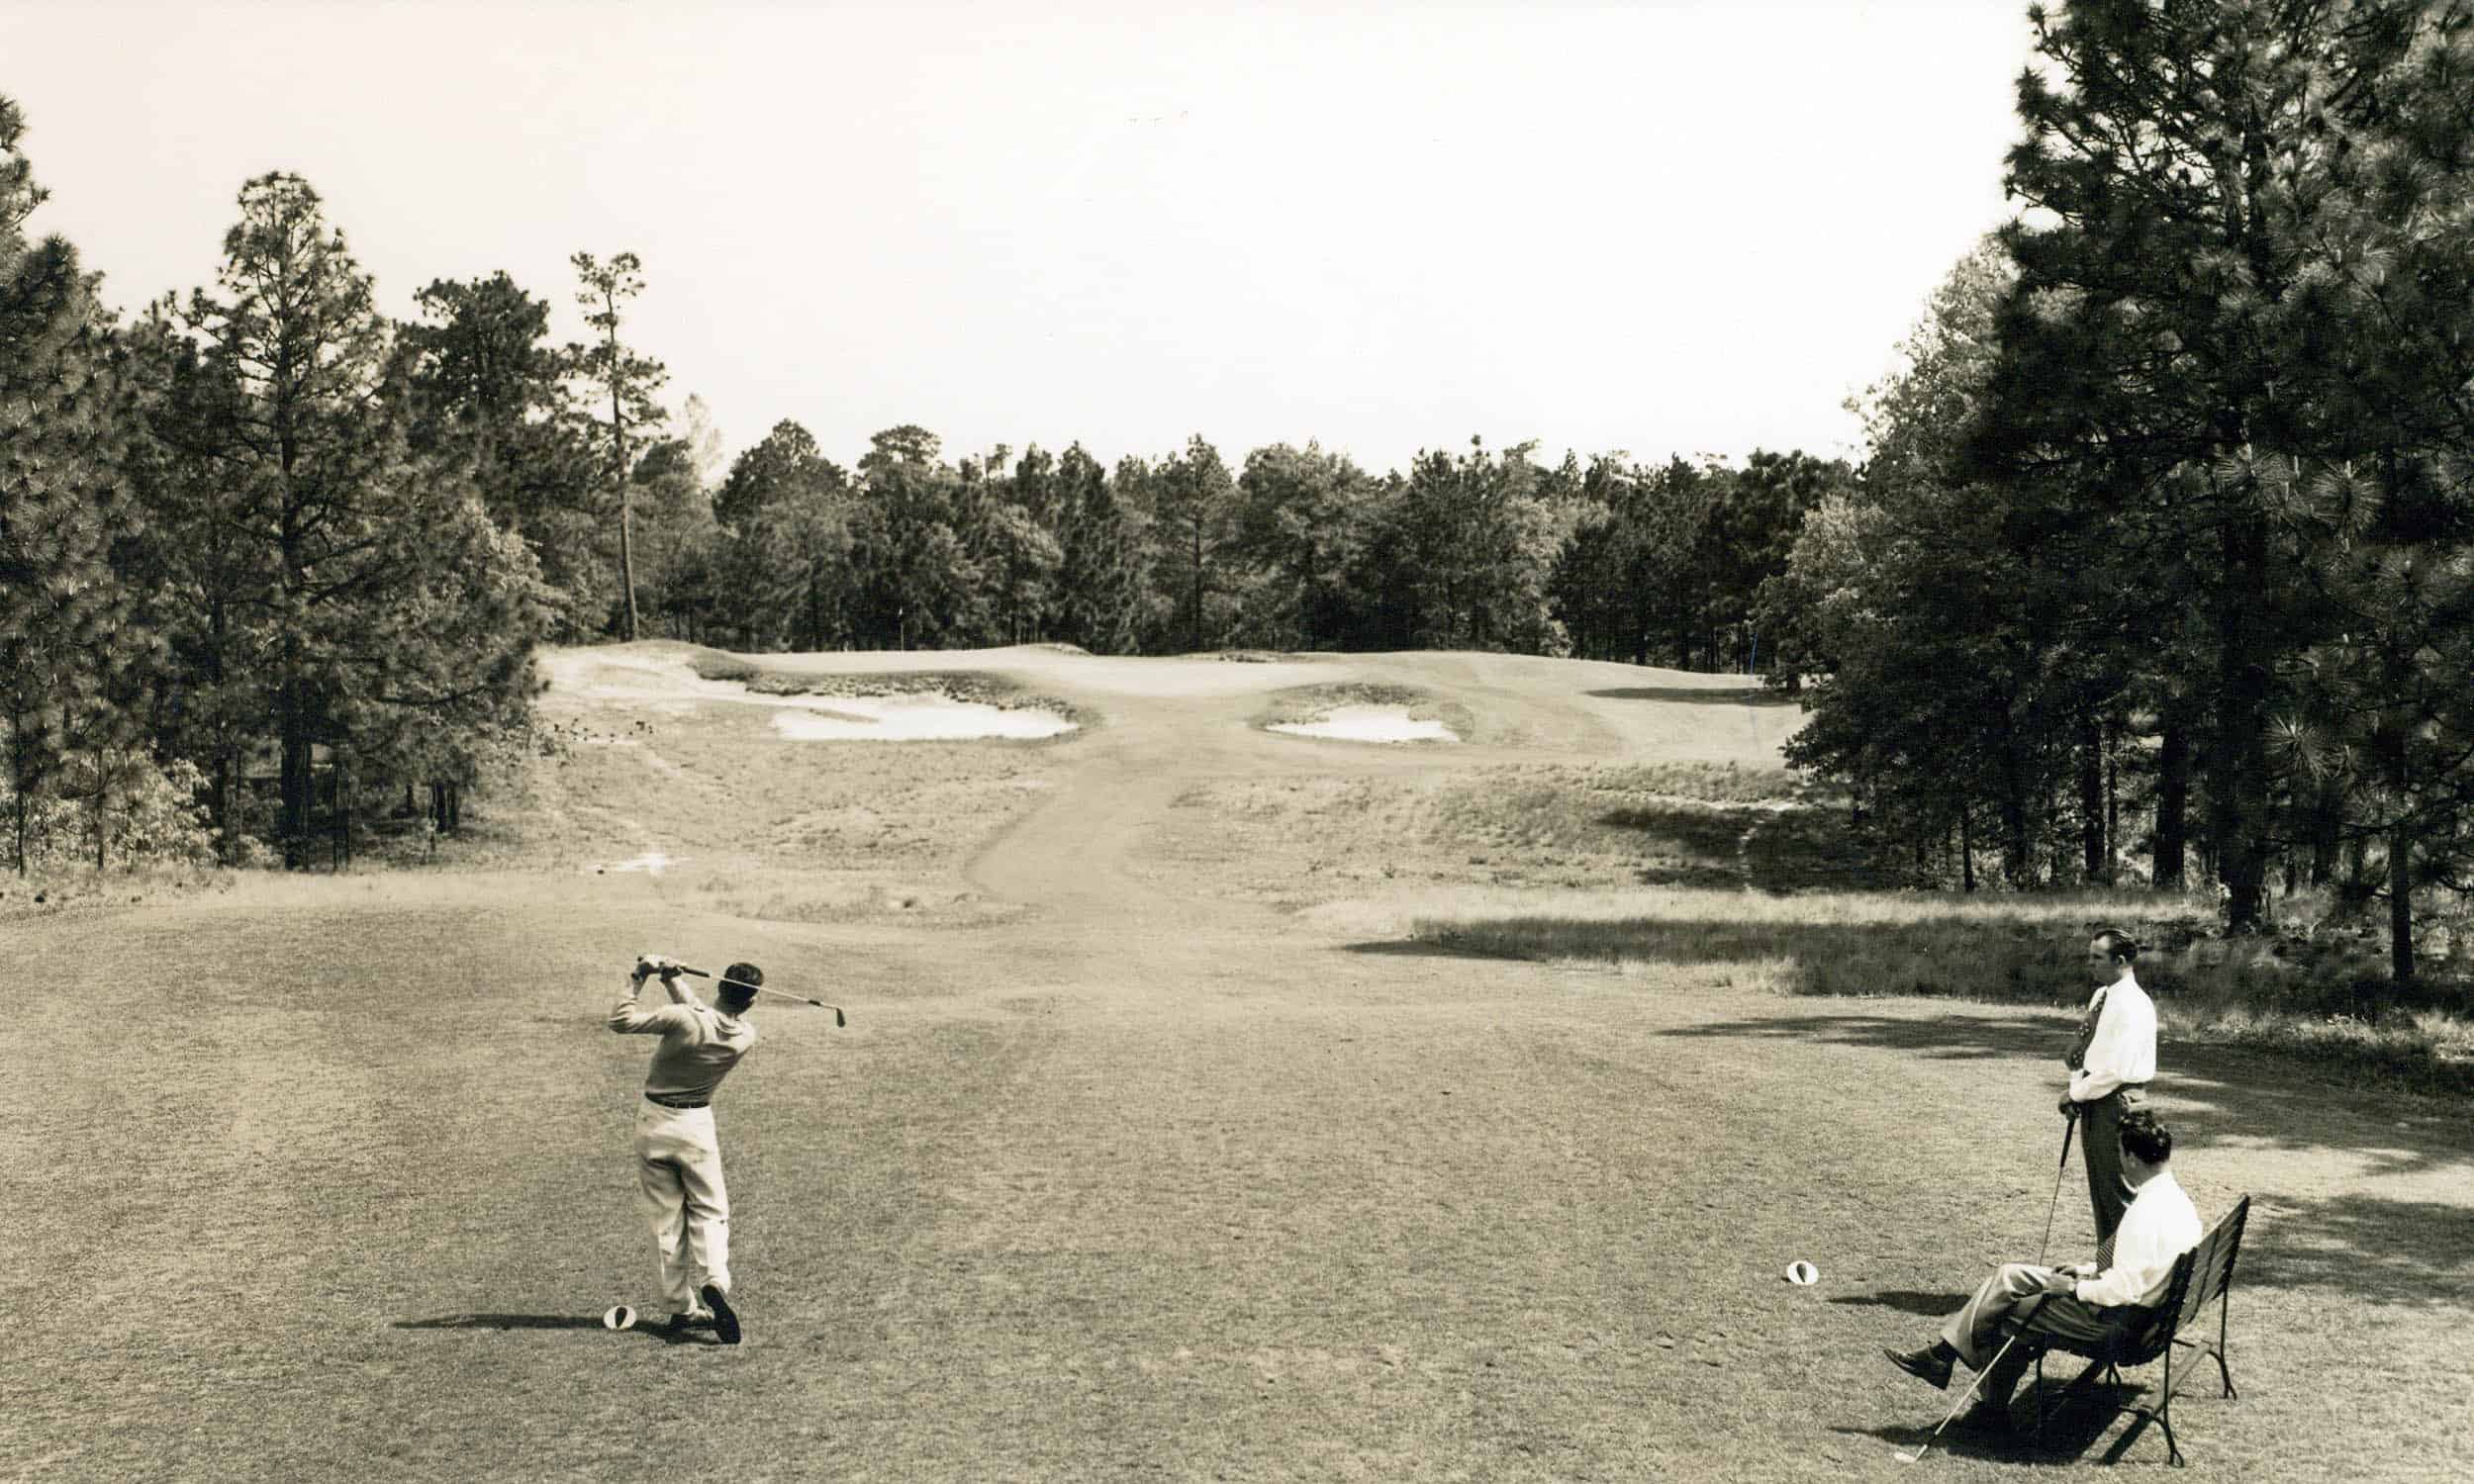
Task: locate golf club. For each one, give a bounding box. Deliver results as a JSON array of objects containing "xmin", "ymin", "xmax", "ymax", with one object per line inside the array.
[
  {"xmin": 675, "ymin": 964, "xmax": 846, "ymax": 1027},
  {"xmin": 2037, "ymin": 1117, "xmax": 2076, "ymax": 1265},
  {"xmin": 1892, "ymin": 1313, "xmax": 2040, "ymax": 1466}
]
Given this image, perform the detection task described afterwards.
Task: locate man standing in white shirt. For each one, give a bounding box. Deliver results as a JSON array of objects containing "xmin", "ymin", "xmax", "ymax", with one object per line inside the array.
[
  {"xmin": 2062, "ymin": 927, "xmax": 2157, "ymax": 1262},
  {"xmin": 609, "ymin": 954, "xmax": 763, "ymax": 1344},
  {"xmin": 1884, "ymin": 1109, "xmax": 2202, "ymax": 1436}
]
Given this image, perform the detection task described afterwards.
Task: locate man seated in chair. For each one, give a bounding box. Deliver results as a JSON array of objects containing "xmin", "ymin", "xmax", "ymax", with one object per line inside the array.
[{"xmin": 1883, "ymin": 1108, "xmax": 2202, "ymax": 1436}]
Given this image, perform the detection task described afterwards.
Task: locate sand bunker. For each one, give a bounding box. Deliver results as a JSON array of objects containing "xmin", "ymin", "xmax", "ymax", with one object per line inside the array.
[
  {"xmin": 541, "ymin": 649, "xmax": 1078, "ymax": 740},
  {"xmin": 587, "ymin": 851, "xmax": 680, "ymax": 876},
  {"xmin": 1267, "ymin": 705, "xmax": 1459, "ymax": 744},
  {"xmin": 770, "ymin": 696, "xmax": 1077, "ymax": 741}
]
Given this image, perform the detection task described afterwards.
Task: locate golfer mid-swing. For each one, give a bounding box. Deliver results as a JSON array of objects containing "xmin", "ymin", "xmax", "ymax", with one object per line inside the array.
[{"xmin": 610, "ymin": 955, "xmax": 761, "ymax": 1344}]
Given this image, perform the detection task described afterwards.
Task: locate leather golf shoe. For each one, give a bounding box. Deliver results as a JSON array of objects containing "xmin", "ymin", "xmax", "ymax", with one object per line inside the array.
[
  {"xmin": 701, "ymin": 1282, "xmax": 741, "ymax": 1345},
  {"xmin": 1883, "ymin": 1345, "xmax": 1953, "ymax": 1390}
]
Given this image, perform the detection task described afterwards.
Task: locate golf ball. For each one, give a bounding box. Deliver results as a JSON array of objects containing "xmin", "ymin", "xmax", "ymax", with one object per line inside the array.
[
  {"xmin": 604, "ymin": 1305, "xmax": 636, "ymax": 1331},
  {"xmin": 1785, "ymin": 1260, "xmax": 1820, "ymax": 1285}
]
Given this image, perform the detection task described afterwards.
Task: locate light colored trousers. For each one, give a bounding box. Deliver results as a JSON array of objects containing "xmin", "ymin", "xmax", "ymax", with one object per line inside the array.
[
  {"xmin": 1941, "ymin": 1262, "xmax": 2133, "ymax": 1405},
  {"xmin": 1942, "ymin": 1263, "xmax": 2059, "ymax": 1368},
  {"xmin": 633, "ymin": 1099, "xmax": 731, "ymax": 1312}
]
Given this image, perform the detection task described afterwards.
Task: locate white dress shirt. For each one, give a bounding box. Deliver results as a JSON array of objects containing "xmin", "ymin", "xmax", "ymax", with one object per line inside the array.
[
  {"xmin": 2069, "ymin": 972, "xmax": 2156, "ymax": 1102},
  {"xmin": 2074, "ymin": 1166, "xmax": 2202, "ymax": 1309}
]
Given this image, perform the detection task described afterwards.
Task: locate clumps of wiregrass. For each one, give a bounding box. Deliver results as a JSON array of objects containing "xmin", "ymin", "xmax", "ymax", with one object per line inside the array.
[
  {"xmin": 1153, "ymin": 762, "xmax": 1876, "ymax": 906},
  {"xmin": 689, "ymin": 871, "xmax": 1020, "ymax": 927},
  {"xmin": 1401, "ymin": 887, "xmax": 2474, "ymax": 1098},
  {"xmin": 689, "ymin": 653, "xmax": 1095, "ymax": 732},
  {"xmin": 1253, "ymin": 682, "xmax": 1475, "ymax": 740}
]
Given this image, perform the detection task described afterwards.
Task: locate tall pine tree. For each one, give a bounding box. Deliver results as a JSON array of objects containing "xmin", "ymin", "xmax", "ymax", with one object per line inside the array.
[{"xmin": 0, "ymin": 96, "xmax": 156, "ymax": 873}]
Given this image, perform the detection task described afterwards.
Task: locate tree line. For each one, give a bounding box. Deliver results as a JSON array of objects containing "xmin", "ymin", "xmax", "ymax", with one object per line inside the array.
[
  {"xmin": 2, "ymin": 90, "xmax": 1844, "ymax": 874},
  {"xmin": 1764, "ymin": 0, "xmax": 2474, "ymax": 983},
  {"xmin": 670, "ymin": 424, "xmax": 1849, "ymax": 675}
]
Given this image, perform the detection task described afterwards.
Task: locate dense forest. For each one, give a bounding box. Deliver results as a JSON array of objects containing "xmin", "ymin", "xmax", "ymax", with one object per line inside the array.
[
  {"xmin": 0, "ymin": 91, "xmax": 1838, "ymax": 876},
  {"xmin": 9, "ymin": 0, "xmax": 2474, "ymax": 990}
]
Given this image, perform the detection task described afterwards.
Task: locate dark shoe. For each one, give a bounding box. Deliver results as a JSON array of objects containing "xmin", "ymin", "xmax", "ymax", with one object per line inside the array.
[
  {"xmin": 662, "ymin": 1310, "xmax": 713, "ymax": 1336},
  {"xmin": 701, "ymin": 1283, "xmax": 741, "ymax": 1345},
  {"xmin": 1883, "ymin": 1345, "xmax": 1952, "ymax": 1389}
]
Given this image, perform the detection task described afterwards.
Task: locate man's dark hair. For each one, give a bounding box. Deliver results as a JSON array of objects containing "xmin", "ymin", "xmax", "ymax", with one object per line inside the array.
[
  {"xmin": 2091, "ymin": 926, "xmax": 2141, "ymax": 963},
  {"xmin": 718, "ymin": 962, "xmax": 763, "ymax": 1013},
  {"xmin": 2119, "ymin": 1108, "xmax": 2172, "ymax": 1165}
]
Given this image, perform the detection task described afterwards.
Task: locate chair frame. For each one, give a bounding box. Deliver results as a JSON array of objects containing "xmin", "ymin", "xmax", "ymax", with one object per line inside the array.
[{"xmin": 2007, "ymin": 1193, "xmax": 2251, "ymax": 1467}]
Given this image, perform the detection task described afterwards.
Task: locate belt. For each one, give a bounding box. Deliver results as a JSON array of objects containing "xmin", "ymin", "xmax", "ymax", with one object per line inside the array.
[{"xmin": 644, "ymin": 1093, "xmax": 710, "ymax": 1110}]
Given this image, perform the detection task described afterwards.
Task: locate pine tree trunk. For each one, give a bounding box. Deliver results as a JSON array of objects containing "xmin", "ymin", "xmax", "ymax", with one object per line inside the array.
[
  {"xmin": 2390, "ymin": 819, "xmax": 2415, "ymax": 987},
  {"xmin": 9, "ymin": 717, "xmax": 27, "ymax": 876},
  {"xmin": 2154, "ymin": 718, "xmax": 2189, "ymax": 888},
  {"xmin": 215, "ymin": 752, "xmax": 237, "ymax": 866},
  {"xmin": 1997, "ymin": 708, "xmax": 2033, "ymax": 886},
  {"xmin": 2105, "ymin": 729, "xmax": 2119, "ymax": 885},
  {"xmin": 2213, "ymin": 519, "xmax": 2274, "ymax": 929},
  {"xmin": 613, "ymin": 363, "xmax": 639, "ymax": 642},
  {"xmin": 280, "ymin": 678, "xmax": 312, "ymax": 872},
  {"xmin": 2079, "ymin": 713, "xmax": 2104, "ymax": 884},
  {"xmin": 1959, "ymin": 796, "xmax": 1976, "ymax": 892},
  {"xmin": 208, "ymin": 599, "xmax": 236, "ymax": 864},
  {"xmin": 2307, "ymin": 779, "xmax": 2341, "ymax": 886}
]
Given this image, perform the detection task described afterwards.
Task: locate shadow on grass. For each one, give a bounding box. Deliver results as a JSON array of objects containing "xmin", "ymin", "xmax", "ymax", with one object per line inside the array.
[
  {"xmin": 1359, "ymin": 916, "xmax": 2072, "ymax": 994},
  {"xmin": 1347, "ymin": 938, "xmax": 1534, "ymax": 963},
  {"xmin": 2236, "ymin": 1192, "xmax": 2474, "ymax": 1306},
  {"xmin": 1644, "ymin": 1009, "xmax": 2472, "ymax": 1181},
  {"xmin": 1827, "ymin": 1290, "xmax": 1973, "ymax": 1317},
  {"xmin": 1657, "ymin": 1009, "xmax": 2062, "ymax": 1064},
  {"xmin": 394, "ymin": 1313, "xmax": 713, "ymax": 1344},
  {"xmin": 1586, "ymin": 686, "xmax": 1801, "ymax": 707},
  {"xmin": 1836, "ymin": 1366, "xmax": 2154, "ymax": 1466}
]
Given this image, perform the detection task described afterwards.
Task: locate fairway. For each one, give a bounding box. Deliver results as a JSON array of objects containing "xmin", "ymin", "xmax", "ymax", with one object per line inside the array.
[{"xmin": 10, "ymin": 645, "xmax": 2469, "ymax": 1482}]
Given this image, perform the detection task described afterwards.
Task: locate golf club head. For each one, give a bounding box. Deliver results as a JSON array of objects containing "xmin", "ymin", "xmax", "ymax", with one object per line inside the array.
[{"xmin": 834, "ymin": 1007, "xmax": 846, "ymax": 1027}]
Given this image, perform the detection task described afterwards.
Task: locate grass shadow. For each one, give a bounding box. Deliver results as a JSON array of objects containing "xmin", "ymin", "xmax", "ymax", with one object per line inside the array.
[
  {"xmin": 1824, "ymin": 1422, "xmax": 2031, "ymax": 1466},
  {"xmin": 2234, "ymin": 1192, "xmax": 2474, "ymax": 1306},
  {"xmin": 1656, "ymin": 1009, "xmax": 2065, "ymax": 1063},
  {"xmin": 1586, "ymin": 686, "xmax": 1801, "ymax": 707},
  {"xmin": 1827, "ymin": 1289, "xmax": 1973, "ymax": 1317},
  {"xmin": 1833, "ymin": 1366, "xmax": 2147, "ymax": 1466},
  {"xmin": 396, "ymin": 1313, "xmax": 610, "ymax": 1331},
  {"xmin": 394, "ymin": 1312, "xmax": 711, "ymax": 1344},
  {"xmin": 2013, "ymin": 1362, "xmax": 2199, "ymax": 1466}
]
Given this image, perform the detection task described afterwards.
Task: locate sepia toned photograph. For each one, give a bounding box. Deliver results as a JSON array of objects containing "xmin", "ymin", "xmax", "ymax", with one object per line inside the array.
[{"xmin": 4, "ymin": 1, "xmax": 2470, "ymax": 1478}]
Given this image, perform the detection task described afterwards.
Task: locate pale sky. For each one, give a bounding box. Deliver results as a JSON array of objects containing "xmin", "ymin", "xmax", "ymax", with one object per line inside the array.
[{"xmin": 6, "ymin": 0, "xmax": 2036, "ymax": 478}]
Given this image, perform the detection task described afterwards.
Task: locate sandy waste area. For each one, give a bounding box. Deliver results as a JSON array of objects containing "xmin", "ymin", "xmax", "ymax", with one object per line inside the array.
[
  {"xmin": 1267, "ymin": 704, "xmax": 1458, "ymax": 743},
  {"xmin": 541, "ymin": 648, "xmax": 1076, "ymax": 740},
  {"xmin": 769, "ymin": 696, "xmax": 1076, "ymax": 741}
]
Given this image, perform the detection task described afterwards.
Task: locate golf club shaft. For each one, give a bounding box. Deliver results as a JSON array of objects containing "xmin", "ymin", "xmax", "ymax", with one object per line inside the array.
[
  {"xmin": 2036, "ymin": 1117, "xmax": 2075, "ymax": 1265},
  {"xmin": 1904, "ymin": 1302, "xmax": 2042, "ymax": 1464},
  {"xmin": 671, "ymin": 964, "xmax": 845, "ymax": 1022}
]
